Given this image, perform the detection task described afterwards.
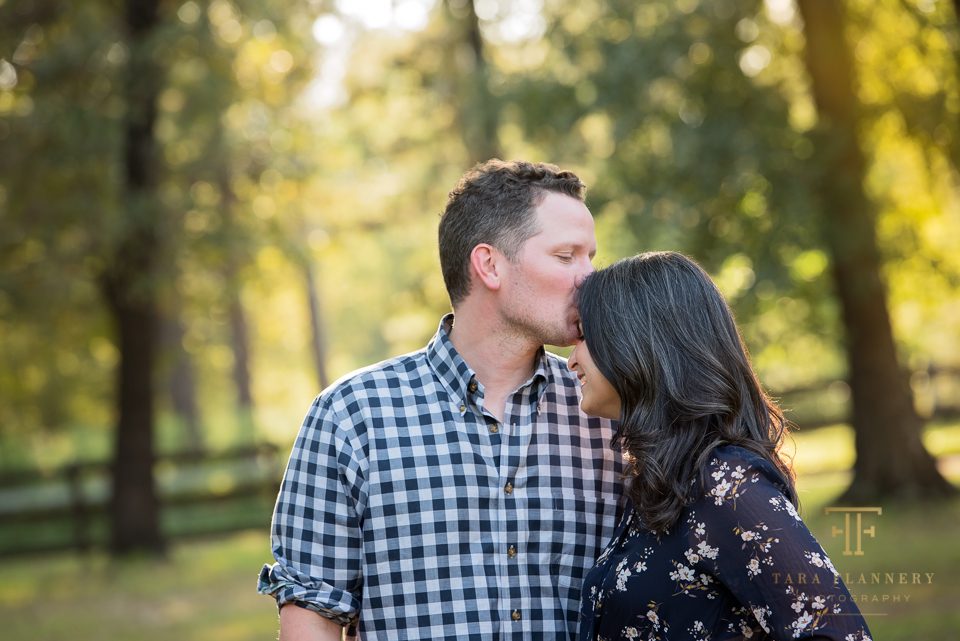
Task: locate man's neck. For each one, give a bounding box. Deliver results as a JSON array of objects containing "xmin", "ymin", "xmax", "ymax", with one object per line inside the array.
[{"xmin": 448, "ymin": 309, "xmax": 540, "ymax": 415}]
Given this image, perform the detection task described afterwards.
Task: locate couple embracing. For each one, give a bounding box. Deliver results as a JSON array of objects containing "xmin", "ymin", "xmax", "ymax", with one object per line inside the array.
[{"xmin": 259, "ymin": 160, "xmax": 871, "ymax": 641}]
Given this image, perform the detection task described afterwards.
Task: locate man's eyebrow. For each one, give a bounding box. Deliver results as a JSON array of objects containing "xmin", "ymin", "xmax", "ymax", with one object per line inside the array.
[{"xmin": 554, "ymin": 241, "xmax": 594, "ymax": 251}]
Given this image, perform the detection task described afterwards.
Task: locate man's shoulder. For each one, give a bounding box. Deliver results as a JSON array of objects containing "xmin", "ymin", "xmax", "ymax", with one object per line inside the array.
[{"xmin": 319, "ymin": 348, "xmax": 431, "ymax": 404}]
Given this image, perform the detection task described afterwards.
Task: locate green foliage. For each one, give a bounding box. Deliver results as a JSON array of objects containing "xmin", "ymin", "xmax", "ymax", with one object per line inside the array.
[
  {"xmin": 1, "ymin": 0, "xmax": 958, "ymax": 456},
  {"xmin": 527, "ymin": 0, "xmax": 841, "ymax": 387},
  {"xmin": 0, "ymin": 2, "xmax": 122, "ymax": 446},
  {"xmin": 0, "ymin": 0, "xmax": 327, "ymax": 453}
]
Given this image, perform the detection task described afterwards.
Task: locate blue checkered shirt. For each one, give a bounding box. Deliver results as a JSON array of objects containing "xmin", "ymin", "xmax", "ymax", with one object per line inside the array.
[{"xmin": 259, "ymin": 315, "xmax": 623, "ymax": 639}]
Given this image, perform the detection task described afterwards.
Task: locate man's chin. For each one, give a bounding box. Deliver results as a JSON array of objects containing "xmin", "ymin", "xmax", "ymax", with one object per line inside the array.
[
  {"xmin": 545, "ymin": 330, "xmax": 578, "ymax": 348},
  {"xmin": 518, "ymin": 320, "xmax": 576, "ymax": 349}
]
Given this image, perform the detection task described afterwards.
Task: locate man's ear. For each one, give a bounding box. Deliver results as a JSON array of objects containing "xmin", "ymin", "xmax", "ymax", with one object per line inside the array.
[{"xmin": 469, "ymin": 243, "xmax": 503, "ymax": 292}]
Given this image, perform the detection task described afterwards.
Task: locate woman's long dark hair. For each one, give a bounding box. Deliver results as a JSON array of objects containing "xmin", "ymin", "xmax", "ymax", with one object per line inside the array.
[{"xmin": 577, "ymin": 251, "xmax": 796, "ymax": 534}]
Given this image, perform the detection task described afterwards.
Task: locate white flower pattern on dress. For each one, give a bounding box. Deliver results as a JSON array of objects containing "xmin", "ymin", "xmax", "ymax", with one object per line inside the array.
[
  {"xmin": 769, "ymin": 494, "xmax": 803, "ymax": 522},
  {"xmin": 697, "ymin": 540, "xmax": 719, "ymax": 560},
  {"xmin": 784, "ymin": 585, "xmax": 839, "ymax": 638},
  {"xmin": 732, "ymin": 520, "xmax": 780, "ymax": 581},
  {"xmin": 579, "ymin": 448, "xmax": 871, "ymax": 641},
  {"xmin": 669, "ymin": 511, "xmax": 721, "ymax": 599},
  {"xmin": 708, "ymin": 460, "xmax": 759, "ymax": 506},
  {"xmin": 805, "ymin": 550, "xmax": 840, "ymax": 578},
  {"xmin": 751, "ymin": 604, "xmax": 773, "ymax": 634},
  {"xmin": 612, "ymin": 546, "xmax": 654, "ymax": 593},
  {"xmin": 727, "ymin": 605, "xmax": 761, "ymax": 638},
  {"xmin": 687, "ymin": 619, "xmax": 710, "ymax": 641},
  {"xmin": 622, "ymin": 601, "xmax": 669, "ymax": 641}
]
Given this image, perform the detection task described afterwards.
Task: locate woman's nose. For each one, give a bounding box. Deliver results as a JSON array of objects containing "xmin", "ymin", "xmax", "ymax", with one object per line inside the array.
[{"xmin": 567, "ymin": 343, "xmax": 579, "ymax": 371}]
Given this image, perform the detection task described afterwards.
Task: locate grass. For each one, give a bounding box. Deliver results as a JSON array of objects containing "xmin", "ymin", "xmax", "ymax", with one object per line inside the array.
[
  {"xmin": 0, "ymin": 531, "xmax": 279, "ymax": 641},
  {"xmin": 0, "ymin": 422, "xmax": 957, "ymax": 641},
  {"xmin": 783, "ymin": 420, "xmax": 960, "ymax": 640},
  {"xmin": 799, "ymin": 498, "xmax": 960, "ymax": 640}
]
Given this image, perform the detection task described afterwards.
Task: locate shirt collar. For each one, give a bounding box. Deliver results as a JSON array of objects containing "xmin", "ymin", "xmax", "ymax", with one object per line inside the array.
[{"xmin": 427, "ymin": 314, "xmax": 551, "ymax": 405}]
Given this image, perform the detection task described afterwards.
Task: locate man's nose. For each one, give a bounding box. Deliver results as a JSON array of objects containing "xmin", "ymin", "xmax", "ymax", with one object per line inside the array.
[{"xmin": 574, "ymin": 260, "xmax": 594, "ymax": 287}]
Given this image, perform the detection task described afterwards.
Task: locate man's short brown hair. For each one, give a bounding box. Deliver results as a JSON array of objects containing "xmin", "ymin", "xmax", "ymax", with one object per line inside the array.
[{"xmin": 438, "ymin": 159, "xmax": 586, "ymax": 307}]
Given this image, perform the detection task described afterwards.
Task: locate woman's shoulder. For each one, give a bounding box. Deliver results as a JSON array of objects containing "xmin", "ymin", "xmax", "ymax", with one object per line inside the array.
[
  {"xmin": 703, "ymin": 444, "xmax": 792, "ymax": 498},
  {"xmin": 707, "ymin": 443, "xmax": 783, "ymax": 472},
  {"xmin": 708, "ymin": 443, "xmax": 764, "ymax": 463}
]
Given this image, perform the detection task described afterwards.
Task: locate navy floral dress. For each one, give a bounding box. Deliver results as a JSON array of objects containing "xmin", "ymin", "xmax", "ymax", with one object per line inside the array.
[{"xmin": 579, "ymin": 446, "xmax": 872, "ymax": 641}]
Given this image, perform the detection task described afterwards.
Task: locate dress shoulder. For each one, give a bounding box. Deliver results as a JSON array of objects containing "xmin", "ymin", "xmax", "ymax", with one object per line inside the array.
[{"xmin": 703, "ymin": 444, "xmax": 792, "ymax": 499}]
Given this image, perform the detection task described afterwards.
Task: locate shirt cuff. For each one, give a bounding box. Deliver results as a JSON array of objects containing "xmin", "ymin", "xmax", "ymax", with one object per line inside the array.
[{"xmin": 258, "ymin": 562, "xmax": 359, "ymax": 628}]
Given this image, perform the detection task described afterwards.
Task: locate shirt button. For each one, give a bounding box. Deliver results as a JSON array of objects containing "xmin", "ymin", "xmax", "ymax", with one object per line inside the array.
[
  {"xmin": 468, "ymin": 381, "xmax": 478, "ymax": 393},
  {"xmin": 459, "ymin": 404, "xmax": 466, "ymax": 413},
  {"xmin": 489, "ymin": 424, "xmax": 499, "ymax": 434},
  {"xmin": 511, "ymin": 609, "xmax": 521, "ymax": 621},
  {"xmin": 507, "ymin": 544, "xmax": 516, "ymax": 558},
  {"xmin": 504, "ymin": 482, "xmax": 513, "ymax": 495}
]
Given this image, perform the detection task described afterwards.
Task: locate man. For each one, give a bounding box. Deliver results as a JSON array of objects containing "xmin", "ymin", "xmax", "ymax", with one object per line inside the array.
[{"xmin": 259, "ymin": 159, "xmax": 623, "ymax": 640}]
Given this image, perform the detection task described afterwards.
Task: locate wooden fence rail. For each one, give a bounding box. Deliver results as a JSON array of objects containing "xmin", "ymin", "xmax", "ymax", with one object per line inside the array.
[
  {"xmin": 0, "ymin": 365, "xmax": 958, "ymax": 558},
  {"xmin": 769, "ymin": 363, "xmax": 960, "ymax": 429},
  {"xmin": 0, "ymin": 443, "xmax": 283, "ymax": 557}
]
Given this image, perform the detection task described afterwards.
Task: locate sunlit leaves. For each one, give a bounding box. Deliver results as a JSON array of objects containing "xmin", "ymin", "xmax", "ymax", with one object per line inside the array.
[{"xmin": 2, "ymin": 0, "xmax": 959, "ymax": 457}]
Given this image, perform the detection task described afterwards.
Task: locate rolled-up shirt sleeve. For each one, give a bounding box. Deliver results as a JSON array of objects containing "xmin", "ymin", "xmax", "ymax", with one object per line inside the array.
[{"xmin": 258, "ymin": 394, "xmax": 367, "ymax": 627}]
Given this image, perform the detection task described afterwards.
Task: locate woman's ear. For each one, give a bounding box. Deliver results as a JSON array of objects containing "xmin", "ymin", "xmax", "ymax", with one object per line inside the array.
[{"xmin": 469, "ymin": 243, "xmax": 502, "ymax": 292}]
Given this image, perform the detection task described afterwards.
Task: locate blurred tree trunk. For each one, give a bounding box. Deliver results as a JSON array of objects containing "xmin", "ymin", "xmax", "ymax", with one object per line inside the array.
[
  {"xmin": 303, "ymin": 259, "xmax": 329, "ymax": 391},
  {"xmin": 219, "ymin": 168, "xmax": 257, "ymax": 442},
  {"xmin": 227, "ymin": 278, "xmax": 253, "ymax": 408},
  {"xmin": 953, "ymin": 0, "xmax": 960, "ymax": 169},
  {"xmin": 161, "ymin": 312, "xmax": 203, "ymax": 451},
  {"xmin": 100, "ymin": 0, "xmax": 166, "ymax": 555},
  {"xmin": 797, "ymin": 0, "xmax": 955, "ymax": 502},
  {"xmin": 445, "ymin": 0, "xmax": 501, "ymax": 163}
]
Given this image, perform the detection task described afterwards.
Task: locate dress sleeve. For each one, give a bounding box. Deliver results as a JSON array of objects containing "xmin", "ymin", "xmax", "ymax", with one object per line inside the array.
[
  {"xmin": 257, "ymin": 394, "xmax": 367, "ymax": 627},
  {"xmin": 685, "ymin": 448, "xmax": 872, "ymax": 640}
]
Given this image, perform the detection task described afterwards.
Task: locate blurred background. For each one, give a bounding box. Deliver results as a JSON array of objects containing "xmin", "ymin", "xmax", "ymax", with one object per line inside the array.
[{"xmin": 1, "ymin": 0, "xmax": 958, "ymax": 639}]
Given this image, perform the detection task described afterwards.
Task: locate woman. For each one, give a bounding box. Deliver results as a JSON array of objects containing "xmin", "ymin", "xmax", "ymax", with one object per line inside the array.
[{"xmin": 569, "ymin": 252, "xmax": 871, "ymax": 641}]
